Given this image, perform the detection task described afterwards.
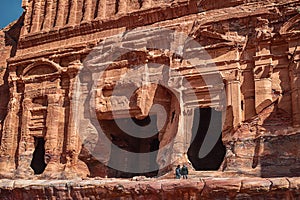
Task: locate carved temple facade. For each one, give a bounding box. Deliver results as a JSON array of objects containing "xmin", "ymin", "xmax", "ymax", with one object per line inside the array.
[{"xmin": 0, "ymin": 0, "xmax": 299, "ymax": 179}]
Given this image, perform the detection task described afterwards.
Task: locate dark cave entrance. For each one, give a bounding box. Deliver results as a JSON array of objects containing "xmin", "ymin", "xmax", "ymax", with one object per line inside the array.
[
  {"xmin": 187, "ymin": 107, "xmax": 226, "ymax": 170},
  {"xmin": 100, "ymin": 115, "xmax": 160, "ymax": 178},
  {"xmin": 30, "ymin": 137, "xmax": 47, "ymax": 174}
]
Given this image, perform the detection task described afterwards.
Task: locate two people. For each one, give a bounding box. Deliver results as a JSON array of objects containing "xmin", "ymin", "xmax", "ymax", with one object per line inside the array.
[{"xmin": 175, "ymin": 164, "xmax": 188, "ymax": 179}]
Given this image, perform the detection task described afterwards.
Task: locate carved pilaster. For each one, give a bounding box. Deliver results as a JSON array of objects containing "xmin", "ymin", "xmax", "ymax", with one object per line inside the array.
[
  {"xmin": 222, "ymin": 69, "xmax": 242, "ymax": 127},
  {"xmin": 0, "ymin": 80, "xmax": 21, "ymax": 177},
  {"xmin": 83, "ymin": 0, "xmax": 94, "ymax": 22},
  {"xmin": 43, "ymin": 94, "xmax": 65, "ymax": 176},
  {"xmin": 96, "ymin": 0, "xmax": 107, "ymax": 19},
  {"xmin": 31, "ymin": 0, "xmax": 43, "ymax": 33},
  {"xmin": 42, "ymin": 0, "xmax": 54, "ymax": 30},
  {"xmin": 106, "ymin": 0, "xmax": 117, "ymax": 17},
  {"xmin": 118, "ymin": 0, "xmax": 128, "ymax": 14},
  {"xmin": 55, "ymin": 0, "xmax": 68, "ymax": 27},
  {"xmin": 22, "ymin": 0, "xmax": 33, "ymax": 35},
  {"xmin": 64, "ymin": 59, "xmax": 89, "ymax": 177},
  {"xmin": 68, "ymin": 0, "xmax": 78, "ymax": 25},
  {"xmin": 288, "ymin": 40, "xmax": 300, "ymax": 127},
  {"xmin": 253, "ymin": 61, "xmax": 273, "ymax": 114},
  {"xmin": 66, "ymin": 60, "xmax": 81, "ymax": 163},
  {"xmin": 183, "ymin": 108, "xmax": 193, "ymax": 152},
  {"xmin": 253, "ymin": 17, "xmax": 275, "ymax": 114},
  {"xmin": 75, "ymin": 0, "xmax": 84, "ymax": 25},
  {"xmin": 16, "ymin": 98, "xmax": 35, "ymax": 178}
]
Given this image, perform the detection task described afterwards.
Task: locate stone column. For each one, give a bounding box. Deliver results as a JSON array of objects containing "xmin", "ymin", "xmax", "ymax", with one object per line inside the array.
[
  {"xmin": 66, "ymin": 69, "xmax": 80, "ymax": 166},
  {"xmin": 48, "ymin": 0, "xmax": 59, "ymax": 28},
  {"xmin": 68, "ymin": 0, "xmax": 84, "ymax": 25},
  {"xmin": 96, "ymin": 0, "xmax": 106, "ymax": 19},
  {"xmin": 288, "ymin": 39, "xmax": 300, "ymax": 127},
  {"xmin": 21, "ymin": 0, "xmax": 33, "ymax": 35},
  {"xmin": 55, "ymin": 0, "xmax": 68, "ymax": 27},
  {"xmin": 183, "ymin": 108, "xmax": 193, "ymax": 153},
  {"xmin": 227, "ymin": 80, "xmax": 242, "ymax": 126},
  {"xmin": 76, "ymin": 0, "xmax": 84, "ymax": 25},
  {"xmin": 42, "ymin": 0, "xmax": 54, "ymax": 30},
  {"xmin": 83, "ymin": 0, "xmax": 95, "ymax": 22},
  {"xmin": 241, "ymin": 67, "xmax": 256, "ymax": 121},
  {"xmin": 39, "ymin": 0, "xmax": 46, "ymax": 30},
  {"xmin": 118, "ymin": 0, "xmax": 127, "ymax": 14},
  {"xmin": 253, "ymin": 41, "xmax": 273, "ymax": 114},
  {"xmin": 253, "ymin": 17, "xmax": 274, "ymax": 114},
  {"xmin": 64, "ymin": 60, "xmax": 89, "ymax": 178},
  {"xmin": 178, "ymin": 107, "xmax": 194, "ymax": 172},
  {"xmin": 254, "ymin": 77, "xmax": 272, "ymax": 113},
  {"xmin": 106, "ymin": 0, "xmax": 117, "ymax": 17},
  {"xmin": 31, "ymin": 0, "xmax": 43, "ymax": 32},
  {"xmin": 223, "ymin": 69, "xmax": 242, "ymax": 127},
  {"xmin": 157, "ymin": 92, "xmax": 182, "ymax": 175},
  {"xmin": 68, "ymin": 0, "xmax": 78, "ymax": 25},
  {"xmin": 0, "ymin": 80, "xmax": 21, "ymax": 177},
  {"xmin": 16, "ymin": 98, "xmax": 35, "ymax": 178},
  {"xmin": 43, "ymin": 94, "xmax": 65, "ymax": 177}
]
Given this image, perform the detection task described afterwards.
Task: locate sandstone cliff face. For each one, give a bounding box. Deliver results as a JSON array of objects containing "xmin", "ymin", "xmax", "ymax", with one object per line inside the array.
[
  {"xmin": 0, "ymin": 17, "xmax": 23, "ymax": 164},
  {"xmin": 0, "ymin": 0, "xmax": 299, "ymax": 187},
  {"xmin": 223, "ymin": 103, "xmax": 300, "ymax": 177}
]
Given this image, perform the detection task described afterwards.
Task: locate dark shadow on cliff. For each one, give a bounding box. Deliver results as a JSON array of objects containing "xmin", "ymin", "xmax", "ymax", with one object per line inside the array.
[
  {"xmin": 257, "ymin": 102, "xmax": 300, "ymax": 178},
  {"xmin": 187, "ymin": 107, "xmax": 226, "ymax": 170}
]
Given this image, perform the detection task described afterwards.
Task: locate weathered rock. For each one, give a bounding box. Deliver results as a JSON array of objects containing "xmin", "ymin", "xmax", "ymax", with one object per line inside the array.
[
  {"xmin": 0, "ymin": 0, "xmax": 299, "ymax": 198},
  {"xmin": 0, "ymin": 177, "xmax": 299, "ymax": 199}
]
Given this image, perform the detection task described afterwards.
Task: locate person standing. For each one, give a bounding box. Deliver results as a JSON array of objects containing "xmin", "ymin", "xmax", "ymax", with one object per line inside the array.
[
  {"xmin": 175, "ymin": 165, "xmax": 181, "ymax": 179},
  {"xmin": 181, "ymin": 164, "xmax": 188, "ymax": 179}
]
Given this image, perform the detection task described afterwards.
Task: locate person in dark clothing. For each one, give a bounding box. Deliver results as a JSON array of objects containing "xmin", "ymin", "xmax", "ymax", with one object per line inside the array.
[
  {"xmin": 175, "ymin": 165, "xmax": 181, "ymax": 179},
  {"xmin": 181, "ymin": 164, "xmax": 188, "ymax": 179}
]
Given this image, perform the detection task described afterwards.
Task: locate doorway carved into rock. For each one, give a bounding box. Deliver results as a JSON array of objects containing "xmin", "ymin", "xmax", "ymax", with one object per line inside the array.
[
  {"xmin": 187, "ymin": 108, "xmax": 226, "ymax": 170},
  {"xmin": 30, "ymin": 137, "xmax": 47, "ymax": 174},
  {"xmin": 100, "ymin": 115, "xmax": 160, "ymax": 178}
]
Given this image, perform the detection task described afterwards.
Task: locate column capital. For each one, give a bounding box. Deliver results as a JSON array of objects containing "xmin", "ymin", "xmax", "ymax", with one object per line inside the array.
[
  {"xmin": 254, "ymin": 64, "xmax": 273, "ymax": 80},
  {"xmin": 221, "ymin": 69, "xmax": 241, "ymax": 83},
  {"xmin": 254, "ymin": 17, "xmax": 275, "ymax": 42}
]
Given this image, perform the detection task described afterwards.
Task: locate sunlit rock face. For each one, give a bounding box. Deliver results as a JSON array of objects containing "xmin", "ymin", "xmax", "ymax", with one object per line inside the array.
[
  {"xmin": 0, "ymin": 0, "xmax": 299, "ymax": 187},
  {"xmin": 1, "ymin": 177, "xmax": 300, "ymax": 199}
]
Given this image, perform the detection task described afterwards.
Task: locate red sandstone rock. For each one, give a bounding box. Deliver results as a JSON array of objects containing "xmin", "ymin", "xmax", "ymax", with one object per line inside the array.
[
  {"xmin": 0, "ymin": 0, "xmax": 299, "ymax": 198},
  {"xmin": 0, "ymin": 177, "xmax": 299, "ymax": 199}
]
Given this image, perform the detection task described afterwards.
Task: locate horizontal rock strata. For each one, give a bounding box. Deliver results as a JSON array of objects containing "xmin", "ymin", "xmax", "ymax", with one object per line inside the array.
[{"xmin": 0, "ymin": 177, "xmax": 299, "ymax": 199}]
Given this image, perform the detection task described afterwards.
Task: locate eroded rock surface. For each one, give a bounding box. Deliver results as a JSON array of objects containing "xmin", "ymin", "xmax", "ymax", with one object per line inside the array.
[
  {"xmin": 0, "ymin": 0, "xmax": 299, "ymax": 197},
  {"xmin": 0, "ymin": 177, "xmax": 299, "ymax": 199}
]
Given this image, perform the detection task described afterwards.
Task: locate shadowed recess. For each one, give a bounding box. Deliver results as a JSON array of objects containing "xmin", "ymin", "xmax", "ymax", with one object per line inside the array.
[
  {"xmin": 188, "ymin": 107, "xmax": 226, "ymax": 170},
  {"xmin": 99, "ymin": 115, "xmax": 160, "ymax": 178},
  {"xmin": 30, "ymin": 137, "xmax": 47, "ymax": 174}
]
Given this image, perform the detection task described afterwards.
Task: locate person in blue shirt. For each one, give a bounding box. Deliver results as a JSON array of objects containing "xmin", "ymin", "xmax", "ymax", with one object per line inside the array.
[{"xmin": 175, "ymin": 165, "xmax": 181, "ymax": 179}]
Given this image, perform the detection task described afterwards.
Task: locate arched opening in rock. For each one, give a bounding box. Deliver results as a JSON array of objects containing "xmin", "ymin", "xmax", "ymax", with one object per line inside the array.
[
  {"xmin": 187, "ymin": 107, "xmax": 226, "ymax": 170},
  {"xmin": 30, "ymin": 137, "xmax": 47, "ymax": 174},
  {"xmin": 100, "ymin": 115, "xmax": 160, "ymax": 178}
]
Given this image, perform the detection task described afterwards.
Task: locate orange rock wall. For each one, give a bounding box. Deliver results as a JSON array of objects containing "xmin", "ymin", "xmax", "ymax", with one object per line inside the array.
[{"xmin": 0, "ymin": 177, "xmax": 299, "ymax": 199}]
